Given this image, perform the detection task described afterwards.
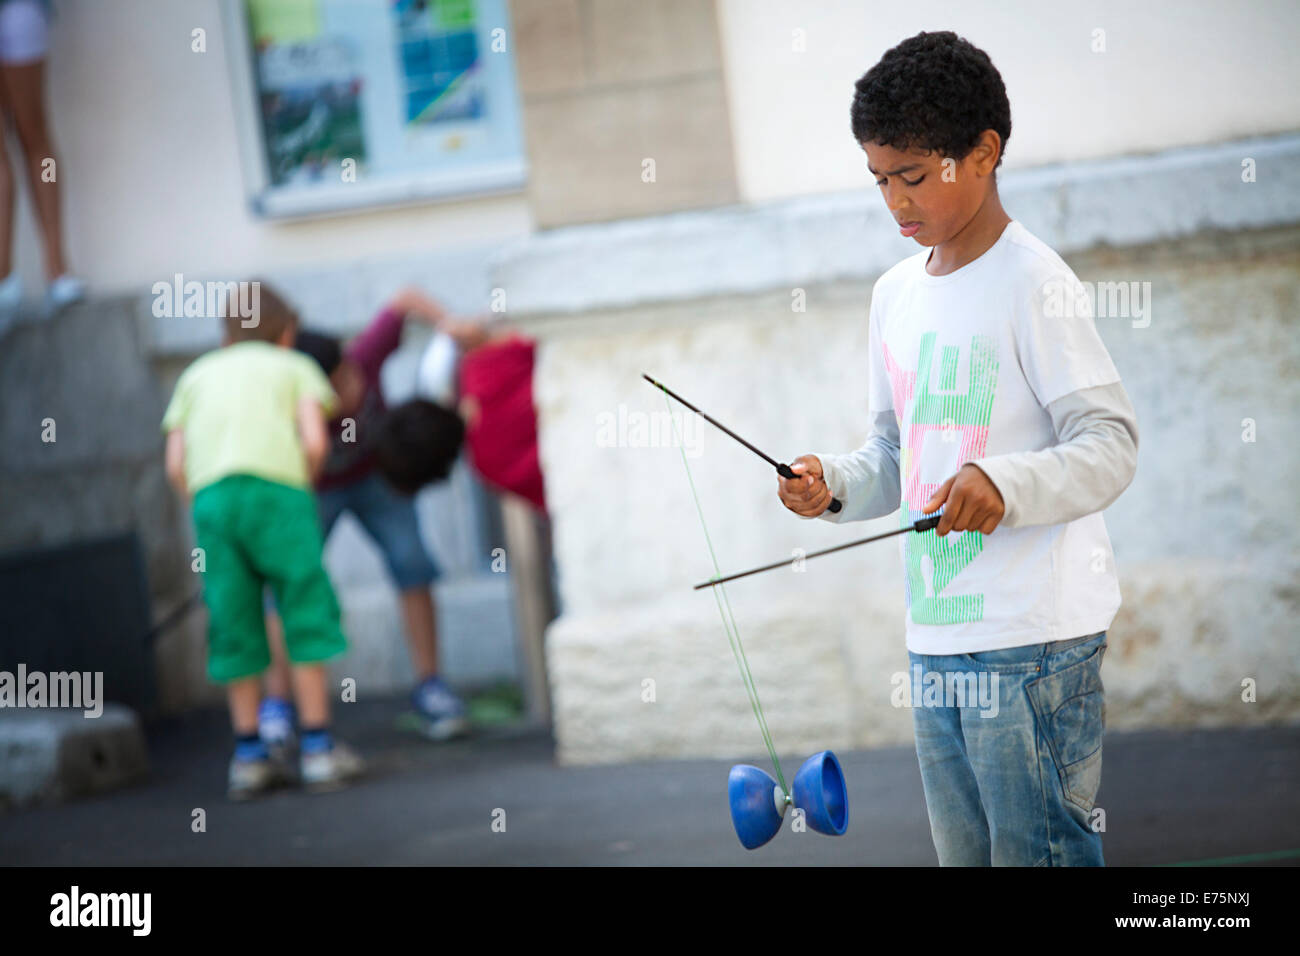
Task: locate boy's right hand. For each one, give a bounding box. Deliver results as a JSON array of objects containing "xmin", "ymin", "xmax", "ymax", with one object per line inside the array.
[{"xmin": 777, "ymin": 455, "xmax": 834, "ymax": 517}]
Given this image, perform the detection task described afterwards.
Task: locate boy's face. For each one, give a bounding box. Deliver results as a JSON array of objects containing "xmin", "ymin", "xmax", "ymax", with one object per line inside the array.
[{"xmin": 862, "ymin": 135, "xmax": 999, "ymax": 247}]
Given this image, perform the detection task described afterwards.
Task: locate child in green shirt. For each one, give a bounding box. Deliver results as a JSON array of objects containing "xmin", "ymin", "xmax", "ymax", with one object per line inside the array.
[{"xmin": 162, "ymin": 282, "xmax": 364, "ymax": 799}]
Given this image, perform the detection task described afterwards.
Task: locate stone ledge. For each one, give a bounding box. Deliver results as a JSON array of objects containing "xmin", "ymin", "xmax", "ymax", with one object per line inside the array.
[
  {"xmin": 491, "ymin": 133, "xmax": 1300, "ymax": 318},
  {"xmin": 0, "ymin": 704, "xmax": 149, "ymax": 811}
]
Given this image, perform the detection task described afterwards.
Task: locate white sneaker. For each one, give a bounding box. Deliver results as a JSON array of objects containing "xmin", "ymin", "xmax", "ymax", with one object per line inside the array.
[
  {"xmin": 412, "ymin": 677, "xmax": 471, "ymax": 741},
  {"xmin": 300, "ymin": 741, "xmax": 365, "ymax": 793},
  {"xmin": 227, "ymin": 755, "xmax": 291, "ymax": 801},
  {"xmin": 0, "ymin": 272, "xmax": 21, "ymax": 307},
  {"xmin": 45, "ymin": 273, "xmax": 85, "ymax": 316},
  {"xmin": 0, "ymin": 272, "xmax": 21, "ymax": 336}
]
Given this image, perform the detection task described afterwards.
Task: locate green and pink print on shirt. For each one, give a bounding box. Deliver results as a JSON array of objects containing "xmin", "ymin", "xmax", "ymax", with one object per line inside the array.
[{"xmin": 867, "ymin": 221, "xmax": 1124, "ymax": 654}]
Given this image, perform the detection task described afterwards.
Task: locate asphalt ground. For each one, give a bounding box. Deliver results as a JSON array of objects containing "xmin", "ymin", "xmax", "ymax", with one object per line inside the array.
[{"xmin": 1, "ymin": 698, "xmax": 1296, "ymax": 866}]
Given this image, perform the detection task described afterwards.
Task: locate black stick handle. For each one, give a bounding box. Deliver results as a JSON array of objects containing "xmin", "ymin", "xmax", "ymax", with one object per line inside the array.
[
  {"xmin": 693, "ymin": 514, "xmax": 943, "ymax": 590},
  {"xmin": 776, "ymin": 462, "xmax": 842, "ymax": 514},
  {"xmin": 644, "ymin": 374, "xmax": 842, "ymax": 513}
]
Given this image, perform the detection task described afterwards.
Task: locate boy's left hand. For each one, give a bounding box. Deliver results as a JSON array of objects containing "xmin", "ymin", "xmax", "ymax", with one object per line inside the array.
[{"xmin": 923, "ymin": 463, "xmax": 1005, "ymax": 536}]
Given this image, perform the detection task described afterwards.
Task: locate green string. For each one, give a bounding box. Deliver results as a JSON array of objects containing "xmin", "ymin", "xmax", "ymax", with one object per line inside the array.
[{"xmin": 659, "ymin": 387, "xmax": 788, "ymax": 796}]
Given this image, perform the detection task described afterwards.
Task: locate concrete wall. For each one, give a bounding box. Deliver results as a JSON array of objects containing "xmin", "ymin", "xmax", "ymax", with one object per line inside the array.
[
  {"xmin": 0, "ymin": 298, "xmax": 206, "ymax": 712},
  {"xmin": 23, "ymin": 1, "xmax": 1299, "ymax": 295},
  {"xmin": 495, "ymin": 135, "xmax": 1300, "ymax": 764},
  {"xmin": 509, "ymin": 0, "xmax": 738, "ymax": 227},
  {"xmin": 716, "ymin": 0, "xmax": 1300, "ymax": 202}
]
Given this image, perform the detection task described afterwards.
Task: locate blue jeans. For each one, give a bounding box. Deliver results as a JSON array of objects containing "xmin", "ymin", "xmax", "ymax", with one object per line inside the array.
[
  {"xmin": 908, "ymin": 631, "xmax": 1108, "ymax": 866},
  {"xmin": 318, "ymin": 472, "xmax": 439, "ymax": 591}
]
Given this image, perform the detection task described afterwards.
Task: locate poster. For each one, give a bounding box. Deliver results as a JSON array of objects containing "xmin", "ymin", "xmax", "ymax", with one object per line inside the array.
[
  {"xmin": 395, "ymin": 0, "xmax": 483, "ymax": 126},
  {"xmin": 236, "ymin": 0, "xmax": 525, "ymax": 214}
]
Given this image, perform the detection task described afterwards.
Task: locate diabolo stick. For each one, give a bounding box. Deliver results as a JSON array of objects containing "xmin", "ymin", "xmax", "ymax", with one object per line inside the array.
[
  {"xmin": 694, "ymin": 515, "xmax": 943, "ymax": 590},
  {"xmin": 642, "ymin": 373, "xmax": 843, "ymax": 514}
]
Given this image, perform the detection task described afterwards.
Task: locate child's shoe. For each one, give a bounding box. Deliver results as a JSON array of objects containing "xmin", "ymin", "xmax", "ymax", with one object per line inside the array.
[
  {"xmin": 227, "ymin": 754, "xmax": 289, "ymax": 801},
  {"xmin": 44, "ymin": 273, "xmax": 85, "ymax": 316},
  {"xmin": 299, "ymin": 737, "xmax": 365, "ymax": 793},
  {"xmin": 0, "ymin": 272, "xmax": 21, "ymax": 336},
  {"xmin": 411, "ymin": 675, "xmax": 470, "ymax": 741}
]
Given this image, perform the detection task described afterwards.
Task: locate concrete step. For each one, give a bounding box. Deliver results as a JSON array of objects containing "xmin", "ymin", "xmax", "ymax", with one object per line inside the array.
[{"xmin": 0, "ymin": 704, "xmax": 149, "ymax": 811}]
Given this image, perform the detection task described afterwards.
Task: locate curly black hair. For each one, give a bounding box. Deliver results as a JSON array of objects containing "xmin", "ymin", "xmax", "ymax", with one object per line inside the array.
[
  {"xmin": 374, "ymin": 398, "xmax": 466, "ymax": 495},
  {"xmin": 850, "ymin": 31, "xmax": 1011, "ymax": 169}
]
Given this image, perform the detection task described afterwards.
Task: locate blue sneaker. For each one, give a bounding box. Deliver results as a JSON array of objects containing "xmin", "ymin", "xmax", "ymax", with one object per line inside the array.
[{"xmin": 411, "ymin": 676, "xmax": 470, "ymax": 741}]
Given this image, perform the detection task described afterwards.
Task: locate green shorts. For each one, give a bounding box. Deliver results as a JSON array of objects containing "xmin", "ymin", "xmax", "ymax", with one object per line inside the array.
[{"xmin": 192, "ymin": 474, "xmax": 347, "ymax": 683}]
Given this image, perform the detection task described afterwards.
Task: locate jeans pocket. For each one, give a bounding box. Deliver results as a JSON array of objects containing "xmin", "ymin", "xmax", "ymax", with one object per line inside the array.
[
  {"xmin": 1026, "ymin": 643, "xmax": 1107, "ymax": 813},
  {"xmin": 959, "ymin": 643, "xmax": 1046, "ymax": 673},
  {"xmin": 1050, "ymin": 630, "xmax": 1106, "ymax": 653}
]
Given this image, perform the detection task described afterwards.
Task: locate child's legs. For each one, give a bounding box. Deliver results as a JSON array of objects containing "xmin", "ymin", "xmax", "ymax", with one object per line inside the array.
[
  {"xmin": 909, "ymin": 652, "xmax": 992, "ymax": 866},
  {"xmin": 262, "ymin": 600, "xmax": 292, "ymax": 700},
  {"xmin": 242, "ymin": 481, "xmax": 347, "ymax": 715},
  {"xmin": 0, "ymin": 83, "xmax": 13, "ymax": 278},
  {"xmin": 960, "ymin": 633, "xmax": 1108, "ymax": 867},
  {"xmin": 0, "ymin": 46, "xmax": 70, "ymax": 280},
  {"xmin": 227, "ymin": 677, "xmax": 262, "ymax": 736},
  {"xmin": 1030, "ymin": 633, "xmax": 1108, "ymax": 865},
  {"xmin": 261, "ymin": 605, "xmax": 331, "ymax": 726},
  {"xmin": 347, "ymin": 473, "xmax": 440, "ymax": 679},
  {"xmin": 289, "ymin": 662, "xmax": 329, "ymax": 727},
  {"xmin": 956, "ymin": 646, "xmax": 1056, "ymax": 866},
  {"xmin": 262, "ymin": 487, "xmax": 348, "ymax": 701},
  {"xmin": 192, "ymin": 481, "xmax": 273, "ymax": 685},
  {"xmin": 398, "ymin": 589, "xmax": 437, "ymax": 679}
]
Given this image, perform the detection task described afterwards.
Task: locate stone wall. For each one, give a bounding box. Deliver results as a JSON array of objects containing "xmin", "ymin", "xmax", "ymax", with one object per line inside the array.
[{"xmin": 509, "ymin": 0, "xmax": 738, "ymax": 227}]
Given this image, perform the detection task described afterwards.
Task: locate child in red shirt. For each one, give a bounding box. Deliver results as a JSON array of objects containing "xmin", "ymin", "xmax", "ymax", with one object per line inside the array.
[{"xmin": 382, "ymin": 304, "xmax": 546, "ymax": 514}]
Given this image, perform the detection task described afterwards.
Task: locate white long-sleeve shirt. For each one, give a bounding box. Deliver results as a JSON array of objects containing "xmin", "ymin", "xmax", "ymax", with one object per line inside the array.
[
  {"xmin": 810, "ymin": 220, "xmax": 1139, "ymax": 654},
  {"xmin": 816, "ymin": 383, "xmax": 1138, "ymax": 529}
]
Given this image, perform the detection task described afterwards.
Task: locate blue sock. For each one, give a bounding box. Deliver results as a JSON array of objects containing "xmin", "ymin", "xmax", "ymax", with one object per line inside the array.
[
  {"xmin": 235, "ymin": 734, "xmax": 268, "ymax": 762},
  {"xmin": 300, "ymin": 726, "xmax": 334, "ymax": 755},
  {"xmin": 260, "ymin": 696, "xmax": 293, "ymax": 716}
]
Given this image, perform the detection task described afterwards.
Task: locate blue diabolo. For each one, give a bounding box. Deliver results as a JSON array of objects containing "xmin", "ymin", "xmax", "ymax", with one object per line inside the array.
[
  {"xmin": 792, "ymin": 750, "xmax": 849, "ymax": 837},
  {"xmin": 727, "ymin": 750, "xmax": 849, "ymax": 849},
  {"xmin": 728, "ymin": 764, "xmax": 788, "ymax": 850}
]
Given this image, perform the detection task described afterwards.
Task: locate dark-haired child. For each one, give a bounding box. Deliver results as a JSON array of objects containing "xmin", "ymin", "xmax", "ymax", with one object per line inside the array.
[
  {"xmin": 385, "ymin": 317, "xmax": 546, "ymax": 514},
  {"xmin": 162, "ymin": 282, "xmax": 364, "ymax": 798},
  {"xmin": 261, "ymin": 289, "xmax": 472, "ymax": 743},
  {"xmin": 777, "ymin": 31, "xmax": 1138, "ymax": 866}
]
